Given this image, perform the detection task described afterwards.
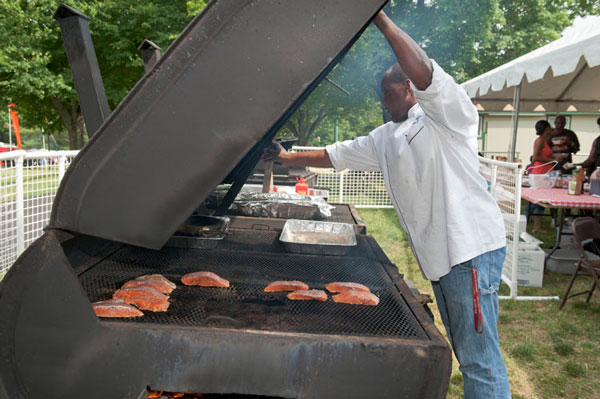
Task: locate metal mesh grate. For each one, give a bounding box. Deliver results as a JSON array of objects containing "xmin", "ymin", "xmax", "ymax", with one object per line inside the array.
[
  {"xmin": 325, "ymin": 204, "xmax": 356, "ymax": 224},
  {"xmin": 79, "ymin": 231, "xmax": 427, "ymax": 339}
]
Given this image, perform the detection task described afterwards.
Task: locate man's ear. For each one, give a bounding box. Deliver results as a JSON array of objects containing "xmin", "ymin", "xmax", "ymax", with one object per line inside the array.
[{"xmin": 405, "ymin": 79, "xmax": 413, "ymax": 94}]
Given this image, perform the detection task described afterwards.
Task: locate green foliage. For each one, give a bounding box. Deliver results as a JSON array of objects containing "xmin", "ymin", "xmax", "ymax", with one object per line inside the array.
[
  {"xmin": 564, "ymin": 360, "xmax": 586, "ymax": 377},
  {"xmin": 281, "ymin": 0, "xmax": 502, "ymax": 144},
  {"xmin": 186, "ymin": 0, "xmax": 210, "ymax": 17},
  {"xmin": 511, "ymin": 341, "xmax": 536, "ymax": 360},
  {"xmin": 284, "ymin": 0, "xmax": 599, "ymax": 146},
  {"xmin": 464, "ymin": 0, "xmax": 593, "ymax": 78},
  {"xmin": 0, "ymin": 0, "xmax": 195, "ymax": 148},
  {"xmin": 554, "ymin": 341, "xmax": 575, "ymax": 356},
  {"xmin": 0, "ymin": 0, "xmax": 597, "ymax": 148}
]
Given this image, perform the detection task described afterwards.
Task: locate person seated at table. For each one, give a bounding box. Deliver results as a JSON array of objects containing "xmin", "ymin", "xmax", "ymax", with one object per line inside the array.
[
  {"xmin": 567, "ymin": 116, "xmax": 600, "ymax": 173},
  {"xmin": 529, "ymin": 120, "xmax": 559, "ymax": 233}
]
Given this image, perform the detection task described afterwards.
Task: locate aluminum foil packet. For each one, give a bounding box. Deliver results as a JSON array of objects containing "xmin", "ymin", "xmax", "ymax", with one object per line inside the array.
[{"xmin": 230, "ymin": 192, "xmax": 333, "ymax": 219}]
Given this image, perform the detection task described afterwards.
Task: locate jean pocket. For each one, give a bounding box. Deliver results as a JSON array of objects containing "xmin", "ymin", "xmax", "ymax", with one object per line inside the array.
[{"xmin": 455, "ymin": 261, "xmax": 474, "ymax": 272}]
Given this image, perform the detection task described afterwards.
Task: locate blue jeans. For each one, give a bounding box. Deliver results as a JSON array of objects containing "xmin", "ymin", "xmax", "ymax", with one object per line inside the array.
[{"xmin": 432, "ymin": 247, "xmax": 511, "ymax": 399}]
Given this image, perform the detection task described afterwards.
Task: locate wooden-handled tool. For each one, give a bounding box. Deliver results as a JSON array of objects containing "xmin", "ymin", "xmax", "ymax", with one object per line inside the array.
[{"xmin": 262, "ymin": 160, "xmax": 274, "ymax": 193}]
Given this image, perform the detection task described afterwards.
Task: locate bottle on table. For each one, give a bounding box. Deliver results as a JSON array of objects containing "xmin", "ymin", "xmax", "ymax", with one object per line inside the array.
[
  {"xmin": 575, "ymin": 167, "xmax": 585, "ymax": 195},
  {"xmin": 590, "ymin": 167, "xmax": 600, "ymax": 196},
  {"xmin": 568, "ymin": 170, "xmax": 577, "ymax": 194},
  {"xmin": 568, "ymin": 167, "xmax": 585, "ymax": 195}
]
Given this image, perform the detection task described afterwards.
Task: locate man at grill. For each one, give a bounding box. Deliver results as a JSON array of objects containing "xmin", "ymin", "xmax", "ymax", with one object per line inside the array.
[{"xmin": 264, "ymin": 10, "xmax": 510, "ymax": 399}]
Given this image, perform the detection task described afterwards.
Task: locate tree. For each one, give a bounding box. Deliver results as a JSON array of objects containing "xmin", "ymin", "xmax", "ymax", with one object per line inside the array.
[
  {"xmin": 281, "ymin": 0, "xmax": 501, "ymax": 144},
  {"xmin": 282, "ymin": 0, "xmax": 599, "ymax": 145},
  {"xmin": 0, "ymin": 0, "xmax": 194, "ymax": 149},
  {"xmin": 465, "ymin": 0, "xmax": 599, "ymax": 78}
]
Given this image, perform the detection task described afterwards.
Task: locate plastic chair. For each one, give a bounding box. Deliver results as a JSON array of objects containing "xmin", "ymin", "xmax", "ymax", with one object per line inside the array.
[{"xmin": 559, "ymin": 217, "xmax": 600, "ymax": 309}]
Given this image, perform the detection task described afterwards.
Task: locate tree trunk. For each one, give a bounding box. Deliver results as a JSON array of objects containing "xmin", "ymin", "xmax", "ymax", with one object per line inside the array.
[
  {"xmin": 286, "ymin": 106, "xmax": 328, "ymax": 146},
  {"xmin": 50, "ymin": 97, "xmax": 86, "ymax": 149}
]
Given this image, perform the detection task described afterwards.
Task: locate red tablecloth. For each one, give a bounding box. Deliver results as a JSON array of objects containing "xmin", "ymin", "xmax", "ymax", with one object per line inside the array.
[{"xmin": 522, "ymin": 187, "xmax": 600, "ymax": 209}]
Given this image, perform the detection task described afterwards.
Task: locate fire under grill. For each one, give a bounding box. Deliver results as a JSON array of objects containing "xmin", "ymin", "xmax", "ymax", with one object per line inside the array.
[{"xmin": 79, "ymin": 231, "xmax": 426, "ymax": 339}]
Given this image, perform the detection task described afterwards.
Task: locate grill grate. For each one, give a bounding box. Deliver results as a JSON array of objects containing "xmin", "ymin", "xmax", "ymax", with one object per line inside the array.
[
  {"xmin": 79, "ymin": 231, "xmax": 426, "ymax": 339},
  {"xmin": 324, "ymin": 204, "xmax": 355, "ymax": 224}
]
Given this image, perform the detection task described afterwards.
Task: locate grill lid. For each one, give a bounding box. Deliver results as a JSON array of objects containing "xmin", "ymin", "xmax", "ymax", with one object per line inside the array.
[{"xmin": 50, "ymin": 0, "xmax": 386, "ymax": 249}]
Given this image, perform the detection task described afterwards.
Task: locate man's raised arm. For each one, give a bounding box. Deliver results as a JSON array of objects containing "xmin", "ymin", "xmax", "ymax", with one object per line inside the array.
[{"xmin": 373, "ymin": 11, "xmax": 433, "ymax": 90}]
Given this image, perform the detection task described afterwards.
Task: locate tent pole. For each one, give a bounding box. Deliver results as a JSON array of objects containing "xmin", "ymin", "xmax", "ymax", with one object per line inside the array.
[{"xmin": 509, "ymin": 83, "xmax": 521, "ymax": 162}]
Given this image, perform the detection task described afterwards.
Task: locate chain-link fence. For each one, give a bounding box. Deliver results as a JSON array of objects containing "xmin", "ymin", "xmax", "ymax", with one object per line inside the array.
[
  {"xmin": 0, "ymin": 150, "xmax": 78, "ymax": 275},
  {"xmin": 291, "ymin": 146, "xmax": 393, "ymax": 208}
]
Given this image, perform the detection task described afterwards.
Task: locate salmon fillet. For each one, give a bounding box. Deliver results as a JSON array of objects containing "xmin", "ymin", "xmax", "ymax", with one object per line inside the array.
[
  {"xmin": 332, "ymin": 290, "xmax": 379, "ymax": 306},
  {"xmin": 122, "ymin": 275, "xmax": 176, "ymax": 294},
  {"xmin": 326, "ymin": 282, "xmax": 370, "ymax": 293},
  {"xmin": 113, "ymin": 286, "xmax": 170, "ymax": 312},
  {"xmin": 287, "ymin": 289, "xmax": 328, "ymax": 301},
  {"xmin": 181, "ymin": 271, "xmax": 230, "ymax": 287},
  {"xmin": 137, "ymin": 274, "xmax": 176, "ymax": 288},
  {"xmin": 92, "ymin": 298, "xmax": 144, "ymax": 318},
  {"xmin": 264, "ymin": 280, "xmax": 309, "ymax": 292}
]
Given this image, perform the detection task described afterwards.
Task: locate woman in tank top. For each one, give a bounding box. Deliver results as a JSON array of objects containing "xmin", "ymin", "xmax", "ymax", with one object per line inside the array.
[
  {"xmin": 529, "ymin": 120, "xmax": 557, "ymax": 233},
  {"xmin": 530, "ymin": 120, "xmax": 556, "ymax": 175}
]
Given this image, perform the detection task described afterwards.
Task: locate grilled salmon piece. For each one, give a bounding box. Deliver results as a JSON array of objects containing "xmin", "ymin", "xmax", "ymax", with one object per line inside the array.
[
  {"xmin": 122, "ymin": 275, "xmax": 176, "ymax": 294},
  {"xmin": 326, "ymin": 282, "xmax": 370, "ymax": 293},
  {"xmin": 136, "ymin": 274, "xmax": 176, "ymax": 288},
  {"xmin": 287, "ymin": 289, "xmax": 328, "ymax": 301},
  {"xmin": 92, "ymin": 298, "xmax": 144, "ymax": 318},
  {"xmin": 181, "ymin": 271, "xmax": 230, "ymax": 287},
  {"xmin": 264, "ymin": 280, "xmax": 309, "ymax": 292},
  {"xmin": 113, "ymin": 286, "xmax": 170, "ymax": 312},
  {"xmin": 332, "ymin": 290, "xmax": 379, "ymax": 306}
]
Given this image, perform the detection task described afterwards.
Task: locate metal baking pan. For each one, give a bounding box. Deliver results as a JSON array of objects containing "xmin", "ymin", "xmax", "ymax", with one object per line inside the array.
[
  {"xmin": 280, "ymin": 219, "xmax": 357, "ymax": 256},
  {"xmin": 166, "ymin": 215, "xmax": 230, "ymax": 249}
]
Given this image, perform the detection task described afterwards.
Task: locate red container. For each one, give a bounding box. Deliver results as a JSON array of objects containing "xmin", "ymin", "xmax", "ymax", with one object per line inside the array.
[{"xmin": 295, "ymin": 177, "xmax": 308, "ymax": 195}]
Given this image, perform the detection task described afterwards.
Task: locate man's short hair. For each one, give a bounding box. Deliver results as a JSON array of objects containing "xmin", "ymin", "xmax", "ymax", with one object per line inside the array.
[
  {"xmin": 381, "ymin": 63, "xmax": 409, "ymax": 89},
  {"xmin": 555, "ymin": 115, "xmax": 566, "ymax": 122},
  {"xmin": 597, "ymin": 116, "xmax": 600, "ymax": 126}
]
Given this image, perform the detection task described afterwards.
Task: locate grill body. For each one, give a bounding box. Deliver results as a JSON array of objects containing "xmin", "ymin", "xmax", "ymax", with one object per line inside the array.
[{"xmin": 0, "ymin": 230, "xmax": 451, "ymax": 398}]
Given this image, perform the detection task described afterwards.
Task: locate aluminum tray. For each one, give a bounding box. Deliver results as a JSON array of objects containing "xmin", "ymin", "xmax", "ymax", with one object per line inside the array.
[{"xmin": 280, "ymin": 219, "xmax": 357, "ymax": 255}]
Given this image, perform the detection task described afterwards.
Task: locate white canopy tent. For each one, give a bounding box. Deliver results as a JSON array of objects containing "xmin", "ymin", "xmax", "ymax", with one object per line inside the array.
[{"xmin": 462, "ymin": 16, "xmax": 600, "ymax": 160}]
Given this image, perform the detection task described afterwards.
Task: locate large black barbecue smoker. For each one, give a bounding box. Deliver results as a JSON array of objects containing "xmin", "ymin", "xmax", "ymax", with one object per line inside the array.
[{"xmin": 0, "ymin": 1, "xmax": 451, "ymax": 398}]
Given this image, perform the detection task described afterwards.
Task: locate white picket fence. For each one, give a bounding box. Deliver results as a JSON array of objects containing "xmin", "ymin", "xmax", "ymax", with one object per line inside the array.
[
  {"xmin": 292, "ymin": 146, "xmax": 393, "ymax": 208},
  {"xmin": 0, "ymin": 150, "xmax": 78, "ymax": 275}
]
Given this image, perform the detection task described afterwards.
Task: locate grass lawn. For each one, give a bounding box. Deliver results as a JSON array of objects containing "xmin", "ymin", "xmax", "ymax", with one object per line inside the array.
[{"xmin": 358, "ymin": 208, "xmax": 600, "ymax": 399}]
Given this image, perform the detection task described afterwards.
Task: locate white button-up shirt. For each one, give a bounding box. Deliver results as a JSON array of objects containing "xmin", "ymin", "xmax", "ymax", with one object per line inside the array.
[{"xmin": 326, "ymin": 60, "xmax": 506, "ymax": 281}]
